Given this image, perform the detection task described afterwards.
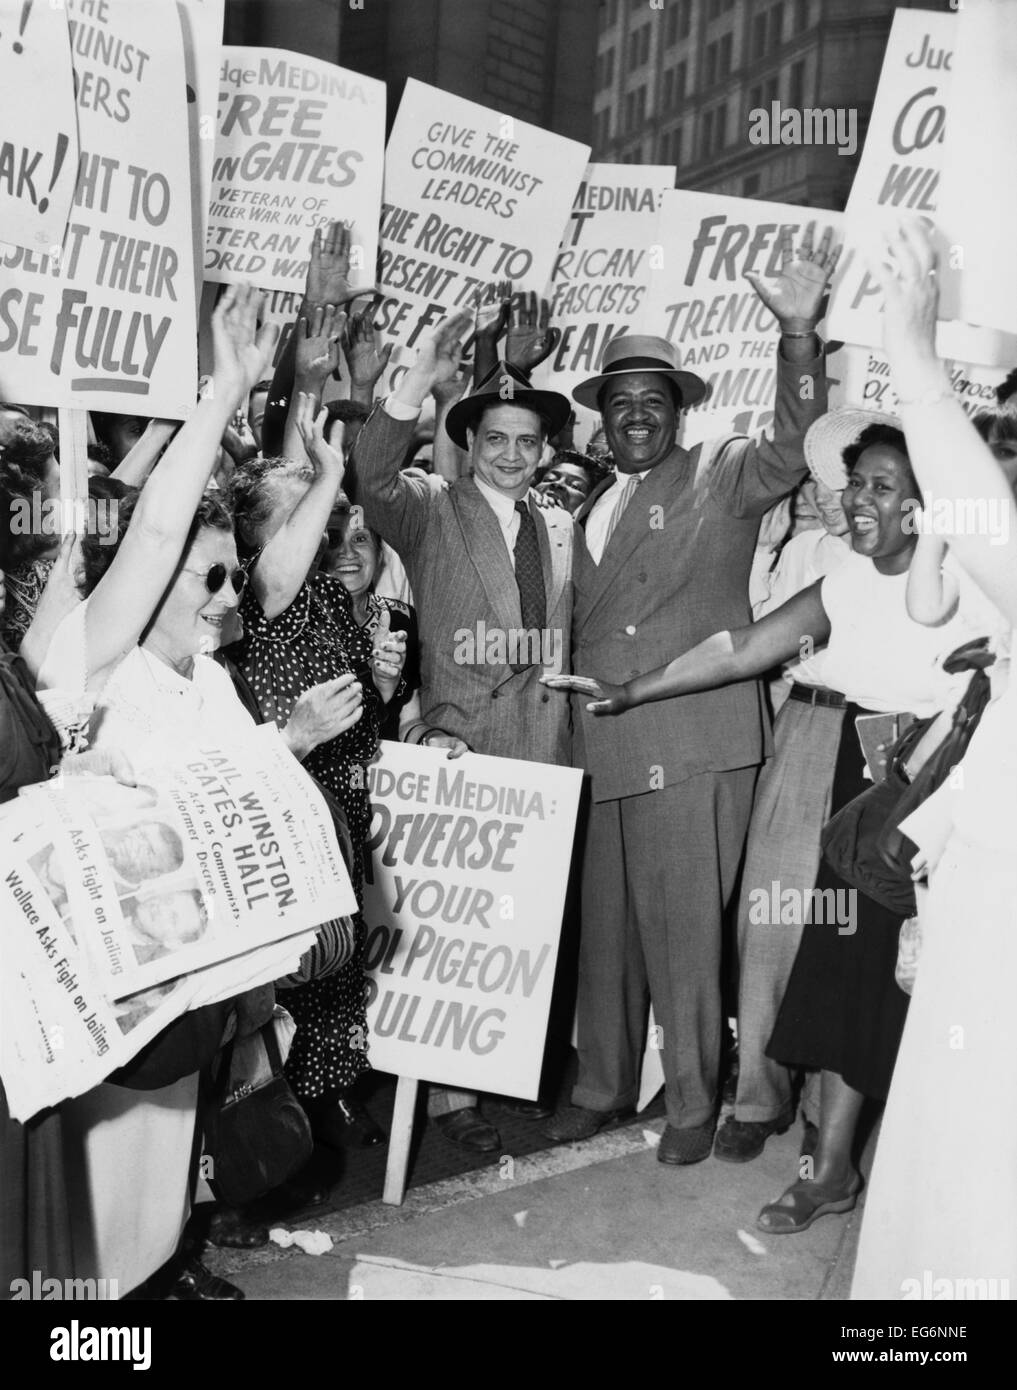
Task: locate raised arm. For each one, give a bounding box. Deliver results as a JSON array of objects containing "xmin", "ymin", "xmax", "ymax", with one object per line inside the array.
[
  {"xmin": 111, "ymin": 417, "xmax": 180, "ymax": 486},
  {"xmin": 83, "ymin": 286, "xmax": 278, "ymax": 684},
  {"xmin": 252, "ymin": 392, "xmax": 344, "ymax": 621},
  {"xmin": 543, "ymin": 581, "xmax": 830, "ymax": 714},
  {"xmin": 905, "ymin": 531, "xmax": 959, "ymax": 627},
  {"xmin": 875, "ymin": 219, "xmax": 1017, "ymax": 627},
  {"xmin": 352, "ymin": 310, "xmax": 473, "ymax": 552},
  {"xmin": 714, "ymin": 224, "xmax": 839, "ymax": 518}
]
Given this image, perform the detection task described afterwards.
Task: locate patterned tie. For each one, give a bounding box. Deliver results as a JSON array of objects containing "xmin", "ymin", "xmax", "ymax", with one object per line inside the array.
[
  {"xmin": 600, "ymin": 472, "xmax": 641, "ymax": 558},
  {"xmin": 513, "ymin": 500, "xmax": 546, "ymax": 669}
]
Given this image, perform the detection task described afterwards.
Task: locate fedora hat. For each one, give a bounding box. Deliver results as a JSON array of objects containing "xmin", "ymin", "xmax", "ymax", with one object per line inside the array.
[
  {"xmin": 804, "ymin": 408, "xmax": 903, "ymax": 492},
  {"xmin": 572, "ymin": 333, "xmax": 708, "ymax": 412},
  {"xmin": 444, "ymin": 362, "xmax": 572, "ymax": 450}
]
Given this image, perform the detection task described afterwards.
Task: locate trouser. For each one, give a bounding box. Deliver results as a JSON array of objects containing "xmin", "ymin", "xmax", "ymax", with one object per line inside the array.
[
  {"xmin": 733, "ymin": 695, "xmax": 843, "ymax": 1123},
  {"xmin": 572, "ymin": 767, "xmax": 757, "ymax": 1130},
  {"xmin": 427, "ymin": 1086, "xmax": 478, "ymax": 1117}
]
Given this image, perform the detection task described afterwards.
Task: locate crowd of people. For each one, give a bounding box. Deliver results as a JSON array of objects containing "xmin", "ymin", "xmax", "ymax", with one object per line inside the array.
[{"xmin": 2, "ymin": 212, "xmax": 1015, "ymax": 1302}]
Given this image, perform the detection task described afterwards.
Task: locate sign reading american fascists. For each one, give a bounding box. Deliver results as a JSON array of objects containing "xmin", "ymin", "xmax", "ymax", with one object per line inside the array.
[
  {"xmin": 376, "ymin": 79, "xmax": 589, "ymax": 389},
  {"xmin": 363, "ymin": 743, "xmax": 582, "ymax": 1099},
  {"xmin": 0, "ymin": 0, "xmax": 79, "ymax": 254},
  {"xmin": 533, "ymin": 161, "xmax": 675, "ymax": 443},
  {"xmin": 650, "ymin": 189, "xmax": 844, "ymax": 448},
  {"xmin": 826, "ymin": 5, "xmax": 1017, "ymax": 367},
  {"xmin": 0, "ymin": 0, "xmax": 197, "ymax": 417},
  {"xmin": 205, "ymin": 46, "xmax": 384, "ymax": 294}
]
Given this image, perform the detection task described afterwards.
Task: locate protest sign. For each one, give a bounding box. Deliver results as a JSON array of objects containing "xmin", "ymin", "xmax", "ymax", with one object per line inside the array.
[
  {"xmin": 829, "ymin": 343, "xmax": 1005, "ymax": 418},
  {"xmin": 205, "ymin": 47, "xmax": 384, "ymax": 295},
  {"xmin": 177, "ymin": 0, "xmax": 225, "ymax": 309},
  {"xmin": 825, "ymin": 6, "xmax": 1017, "ymax": 367},
  {"xmin": 377, "ymin": 79, "xmax": 589, "ymax": 388},
  {"xmin": 649, "ymin": 189, "xmax": 843, "ymax": 448},
  {"xmin": 0, "ymin": 0, "xmax": 78, "ymax": 253},
  {"xmin": 363, "ymin": 742, "xmax": 582, "ymax": 1099},
  {"xmin": 0, "ymin": 0, "xmax": 198, "ymax": 417},
  {"xmin": 937, "ymin": 0, "xmax": 1017, "ymax": 338},
  {"xmin": 533, "ymin": 161, "xmax": 674, "ymax": 441}
]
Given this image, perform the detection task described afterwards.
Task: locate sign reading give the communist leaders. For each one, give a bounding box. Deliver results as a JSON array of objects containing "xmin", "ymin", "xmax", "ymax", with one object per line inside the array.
[{"xmin": 363, "ymin": 743, "xmax": 582, "ymax": 1099}]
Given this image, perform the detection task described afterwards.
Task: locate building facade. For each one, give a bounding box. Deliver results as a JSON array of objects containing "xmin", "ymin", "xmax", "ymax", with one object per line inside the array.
[{"xmin": 592, "ymin": 0, "xmax": 953, "ymax": 210}]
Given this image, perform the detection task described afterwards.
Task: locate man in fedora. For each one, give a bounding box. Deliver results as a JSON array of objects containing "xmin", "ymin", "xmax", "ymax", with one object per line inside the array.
[
  {"xmin": 351, "ymin": 310, "xmax": 575, "ymax": 1152},
  {"xmin": 543, "ymin": 223, "xmax": 842, "ymax": 1164}
]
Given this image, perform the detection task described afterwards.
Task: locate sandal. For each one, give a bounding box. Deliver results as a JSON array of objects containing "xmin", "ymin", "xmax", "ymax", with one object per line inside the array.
[{"xmin": 756, "ymin": 1174, "xmax": 862, "ymax": 1235}]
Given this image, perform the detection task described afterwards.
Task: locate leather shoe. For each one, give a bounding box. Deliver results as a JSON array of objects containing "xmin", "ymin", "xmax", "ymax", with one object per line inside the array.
[
  {"xmin": 713, "ymin": 1108, "xmax": 793, "ymax": 1164},
  {"xmin": 207, "ymin": 1207, "xmax": 269, "ymax": 1249},
  {"xmin": 541, "ymin": 1104, "xmax": 632, "ymax": 1143},
  {"xmin": 657, "ymin": 1119, "xmax": 715, "ymax": 1166},
  {"xmin": 169, "ymin": 1255, "xmax": 244, "ymax": 1301},
  {"xmin": 434, "ymin": 1106, "xmax": 501, "ymax": 1153},
  {"xmin": 497, "ymin": 1096, "xmax": 554, "ymax": 1120},
  {"xmin": 307, "ymin": 1095, "xmax": 387, "ymax": 1151}
]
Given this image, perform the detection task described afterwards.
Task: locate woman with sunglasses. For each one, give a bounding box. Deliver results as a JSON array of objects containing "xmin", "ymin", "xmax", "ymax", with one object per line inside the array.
[{"xmin": 31, "ymin": 287, "xmax": 357, "ymax": 1299}]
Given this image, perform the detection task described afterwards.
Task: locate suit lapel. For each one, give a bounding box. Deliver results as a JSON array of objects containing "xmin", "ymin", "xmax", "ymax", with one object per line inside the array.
[
  {"xmin": 583, "ymin": 449, "xmax": 690, "ymax": 613},
  {"xmin": 449, "ymin": 477, "xmax": 522, "ymax": 634},
  {"xmin": 575, "ymin": 475, "xmax": 614, "ymax": 528}
]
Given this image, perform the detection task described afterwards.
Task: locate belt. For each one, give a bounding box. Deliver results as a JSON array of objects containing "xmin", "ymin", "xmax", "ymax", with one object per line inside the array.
[{"xmin": 788, "ymin": 682, "xmax": 846, "ymax": 709}]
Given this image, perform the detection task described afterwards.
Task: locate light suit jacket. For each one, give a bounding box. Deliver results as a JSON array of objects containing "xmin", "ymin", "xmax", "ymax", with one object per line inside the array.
[
  {"xmin": 353, "ymin": 404, "xmax": 574, "ymax": 765},
  {"xmin": 573, "ymin": 346, "xmax": 828, "ymax": 802}
]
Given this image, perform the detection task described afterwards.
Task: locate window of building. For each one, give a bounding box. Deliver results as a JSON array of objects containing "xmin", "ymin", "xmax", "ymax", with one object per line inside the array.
[
  {"xmin": 705, "ymin": 42, "xmax": 717, "ymax": 85},
  {"xmin": 769, "ymin": 2, "xmax": 784, "ymax": 50},
  {"xmin": 660, "ymin": 124, "xmax": 683, "ymax": 165},
  {"xmin": 700, "ymin": 109, "xmax": 713, "ymax": 159},
  {"xmin": 680, "ymin": 1, "xmax": 691, "ymax": 38},
  {"xmin": 743, "ymin": 173, "xmax": 760, "ymax": 197},
  {"xmin": 628, "ymin": 23, "xmax": 651, "ymax": 70},
  {"xmin": 788, "ymin": 58, "xmax": 806, "ymax": 109},
  {"xmin": 794, "ymin": 0, "xmax": 809, "ymax": 31},
  {"xmin": 677, "ymin": 61, "xmax": 687, "ymax": 99},
  {"xmin": 714, "ymin": 102, "xmax": 727, "ymax": 151},
  {"xmin": 605, "ymin": 0, "xmax": 618, "ymax": 28},
  {"xmin": 666, "ymin": 3, "xmax": 679, "ymax": 45},
  {"xmin": 719, "ymin": 32, "xmax": 732, "ymax": 75},
  {"xmin": 752, "ymin": 11, "xmax": 767, "ymax": 58}
]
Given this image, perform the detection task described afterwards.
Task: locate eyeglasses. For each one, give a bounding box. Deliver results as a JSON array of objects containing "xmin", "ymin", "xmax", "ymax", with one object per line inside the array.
[{"xmin": 181, "ymin": 562, "xmax": 248, "ymax": 597}]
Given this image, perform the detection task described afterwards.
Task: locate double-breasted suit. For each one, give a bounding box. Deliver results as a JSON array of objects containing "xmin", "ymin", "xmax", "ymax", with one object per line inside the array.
[{"xmin": 570, "ymin": 345, "xmax": 827, "ymax": 1130}]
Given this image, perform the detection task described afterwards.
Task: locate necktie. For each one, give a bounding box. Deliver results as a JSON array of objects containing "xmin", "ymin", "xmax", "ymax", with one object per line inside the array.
[
  {"xmin": 600, "ymin": 473, "xmax": 641, "ymax": 557},
  {"xmin": 513, "ymin": 500, "xmax": 546, "ymax": 668}
]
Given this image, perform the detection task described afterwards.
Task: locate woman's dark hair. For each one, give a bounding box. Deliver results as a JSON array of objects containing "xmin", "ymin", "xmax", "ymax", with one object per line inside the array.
[
  {"xmin": 972, "ymin": 403, "xmax": 1017, "ymax": 448},
  {"xmin": 0, "ymin": 419, "xmax": 58, "ymax": 568},
  {"xmin": 543, "ymin": 448, "xmax": 609, "ymax": 486},
  {"xmin": 79, "ymin": 484, "xmax": 233, "ymax": 597},
  {"xmin": 228, "ymin": 455, "xmax": 312, "ymax": 552},
  {"xmin": 842, "ymin": 423, "xmax": 922, "ymax": 507}
]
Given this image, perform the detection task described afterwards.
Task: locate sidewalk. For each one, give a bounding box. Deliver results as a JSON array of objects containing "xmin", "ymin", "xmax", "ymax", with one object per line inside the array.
[{"xmin": 205, "ymin": 1117, "xmax": 868, "ymax": 1300}]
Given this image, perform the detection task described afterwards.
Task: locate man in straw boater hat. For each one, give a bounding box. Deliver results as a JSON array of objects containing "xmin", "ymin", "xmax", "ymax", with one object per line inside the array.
[
  {"xmin": 351, "ymin": 311, "xmax": 574, "ymax": 1153},
  {"xmin": 542, "ymin": 223, "xmax": 842, "ymax": 1166}
]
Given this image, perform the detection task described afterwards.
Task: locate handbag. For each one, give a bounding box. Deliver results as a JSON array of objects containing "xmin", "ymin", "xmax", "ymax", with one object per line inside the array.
[
  {"xmin": 820, "ymin": 638, "xmax": 995, "ymax": 917},
  {"xmin": 202, "ymin": 1008, "xmax": 312, "ymax": 1207}
]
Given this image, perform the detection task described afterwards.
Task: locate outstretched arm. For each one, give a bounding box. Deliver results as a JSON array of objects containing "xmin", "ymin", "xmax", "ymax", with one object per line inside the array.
[
  {"xmin": 83, "ymin": 287, "xmax": 278, "ymax": 686},
  {"xmin": 543, "ymin": 581, "xmax": 830, "ymax": 714}
]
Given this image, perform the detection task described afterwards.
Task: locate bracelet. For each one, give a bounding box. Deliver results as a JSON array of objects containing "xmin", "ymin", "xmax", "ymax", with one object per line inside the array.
[
  {"xmin": 420, "ymin": 728, "xmax": 443, "ymax": 746},
  {"xmin": 781, "ymin": 329, "xmax": 817, "ymax": 338}
]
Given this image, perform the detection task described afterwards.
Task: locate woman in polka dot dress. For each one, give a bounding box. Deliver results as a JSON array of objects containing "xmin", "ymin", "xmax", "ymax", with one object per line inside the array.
[{"xmin": 229, "ymin": 327, "xmax": 408, "ymax": 1145}]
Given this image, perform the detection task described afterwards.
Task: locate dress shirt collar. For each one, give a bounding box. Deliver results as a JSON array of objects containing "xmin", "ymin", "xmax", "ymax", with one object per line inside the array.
[{"xmin": 474, "ymin": 474, "xmax": 527, "ymax": 525}]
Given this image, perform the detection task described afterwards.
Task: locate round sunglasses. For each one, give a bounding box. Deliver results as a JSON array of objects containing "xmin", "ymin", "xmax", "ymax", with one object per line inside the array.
[{"xmin": 180, "ymin": 562, "xmax": 248, "ymax": 597}]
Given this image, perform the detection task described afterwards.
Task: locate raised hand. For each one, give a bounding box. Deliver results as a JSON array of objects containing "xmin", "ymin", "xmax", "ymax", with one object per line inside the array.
[
  {"xmin": 221, "ymin": 412, "xmax": 259, "ymax": 465},
  {"xmin": 869, "ymin": 217, "xmax": 941, "ymax": 389},
  {"xmin": 293, "ymin": 393, "xmax": 343, "ymax": 477},
  {"xmin": 342, "ymin": 305, "xmax": 394, "ymax": 393},
  {"xmin": 506, "ymin": 291, "xmax": 560, "ymax": 372},
  {"xmin": 371, "ymin": 608, "xmax": 408, "ymax": 691},
  {"xmin": 294, "ymin": 303, "xmax": 345, "ymax": 388},
  {"xmin": 211, "ymin": 283, "xmax": 279, "ymax": 400},
  {"xmin": 745, "ymin": 222, "xmax": 842, "ymax": 331},
  {"xmin": 284, "ymin": 673, "xmax": 363, "ymax": 759},
  {"xmin": 306, "ymin": 220, "xmax": 375, "ymax": 309},
  {"xmin": 540, "ymin": 671, "xmax": 631, "ymax": 715},
  {"xmin": 394, "ymin": 309, "xmax": 474, "ymax": 409}
]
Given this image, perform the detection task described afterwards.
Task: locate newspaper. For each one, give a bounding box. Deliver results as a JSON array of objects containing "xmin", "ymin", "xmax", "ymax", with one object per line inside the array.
[{"xmin": 1, "ymin": 726, "xmax": 354, "ymax": 1121}]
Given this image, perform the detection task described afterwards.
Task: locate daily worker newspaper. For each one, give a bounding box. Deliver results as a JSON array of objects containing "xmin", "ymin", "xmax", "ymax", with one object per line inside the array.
[{"xmin": 0, "ymin": 724, "xmax": 355, "ymax": 1122}]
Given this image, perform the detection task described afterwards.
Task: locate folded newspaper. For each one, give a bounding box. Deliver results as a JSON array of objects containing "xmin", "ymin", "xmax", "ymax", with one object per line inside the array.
[{"xmin": 0, "ymin": 725, "xmax": 356, "ymax": 1122}]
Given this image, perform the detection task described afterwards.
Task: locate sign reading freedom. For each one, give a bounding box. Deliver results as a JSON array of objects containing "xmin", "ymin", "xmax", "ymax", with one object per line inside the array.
[{"xmin": 363, "ymin": 743, "xmax": 582, "ymax": 1099}]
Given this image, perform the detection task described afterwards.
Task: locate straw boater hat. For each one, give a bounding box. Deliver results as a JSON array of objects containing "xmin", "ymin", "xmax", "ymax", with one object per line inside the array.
[
  {"xmin": 804, "ymin": 407, "xmax": 903, "ymax": 491},
  {"xmin": 572, "ymin": 333, "xmax": 709, "ymax": 412},
  {"xmin": 444, "ymin": 362, "xmax": 572, "ymax": 449}
]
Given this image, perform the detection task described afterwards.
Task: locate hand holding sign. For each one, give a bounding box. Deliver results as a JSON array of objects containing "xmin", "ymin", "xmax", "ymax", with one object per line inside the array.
[{"xmin": 744, "ymin": 222, "xmax": 842, "ymax": 331}]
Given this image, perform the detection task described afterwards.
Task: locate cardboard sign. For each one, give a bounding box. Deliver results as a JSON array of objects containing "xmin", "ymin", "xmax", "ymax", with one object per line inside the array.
[
  {"xmin": 650, "ymin": 189, "xmax": 843, "ymax": 447},
  {"xmin": 533, "ymin": 162, "xmax": 675, "ymax": 445},
  {"xmin": 0, "ymin": 0, "xmax": 197, "ymax": 417},
  {"xmin": 177, "ymin": 0, "xmax": 225, "ymax": 309},
  {"xmin": 0, "ymin": 0, "xmax": 78, "ymax": 253},
  {"xmin": 829, "ymin": 343, "xmax": 1005, "ymax": 418},
  {"xmin": 377, "ymin": 79, "xmax": 589, "ymax": 388},
  {"xmin": 205, "ymin": 46, "xmax": 384, "ymax": 294},
  {"xmin": 826, "ymin": 6, "xmax": 1017, "ymax": 366},
  {"xmin": 363, "ymin": 743, "xmax": 582, "ymax": 1098}
]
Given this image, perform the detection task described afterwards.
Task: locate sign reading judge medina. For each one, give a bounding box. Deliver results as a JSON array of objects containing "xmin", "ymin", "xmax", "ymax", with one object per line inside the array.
[{"xmin": 362, "ymin": 743, "xmax": 582, "ymax": 1099}]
